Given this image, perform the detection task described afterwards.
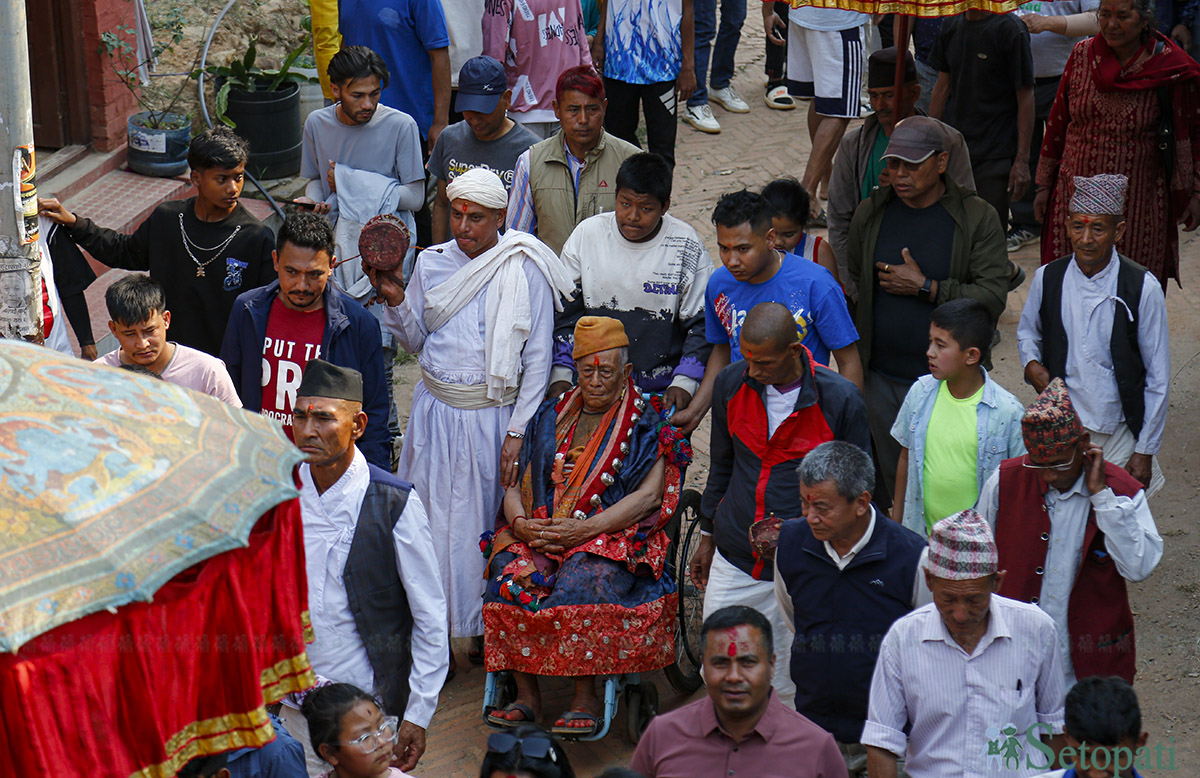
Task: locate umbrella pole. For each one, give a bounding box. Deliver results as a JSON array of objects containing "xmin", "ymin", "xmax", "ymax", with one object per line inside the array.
[{"xmin": 894, "ymin": 13, "xmax": 912, "ymax": 121}]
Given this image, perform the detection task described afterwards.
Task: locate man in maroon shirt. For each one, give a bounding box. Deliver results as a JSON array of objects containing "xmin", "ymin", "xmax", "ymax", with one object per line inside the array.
[{"xmin": 631, "ymin": 605, "xmax": 848, "ymax": 778}]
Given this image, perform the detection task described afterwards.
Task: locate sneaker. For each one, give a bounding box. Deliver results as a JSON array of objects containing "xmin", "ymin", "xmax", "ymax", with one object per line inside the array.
[
  {"xmin": 764, "ymin": 85, "xmax": 795, "ymax": 110},
  {"xmin": 1006, "ymin": 226, "xmax": 1039, "ymax": 253},
  {"xmin": 683, "ymin": 103, "xmax": 721, "ymax": 133},
  {"xmin": 709, "ymin": 85, "xmax": 750, "ymax": 113},
  {"xmin": 1007, "ymin": 261, "xmax": 1027, "ymax": 292}
]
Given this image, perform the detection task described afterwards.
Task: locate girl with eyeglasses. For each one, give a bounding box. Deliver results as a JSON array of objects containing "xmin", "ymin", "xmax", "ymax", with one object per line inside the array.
[
  {"xmin": 302, "ymin": 683, "xmax": 411, "ymax": 778},
  {"xmin": 479, "ymin": 725, "xmax": 576, "ymax": 778}
]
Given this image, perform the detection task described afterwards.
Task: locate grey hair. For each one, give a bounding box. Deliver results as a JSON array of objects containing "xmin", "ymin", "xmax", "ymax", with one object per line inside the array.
[
  {"xmin": 797, "ymin": 441, "xmax": 874, "ymax": 502},
  {"xmin": 576, "ymin": 345, "xmax": 628, "ymax": 365}
]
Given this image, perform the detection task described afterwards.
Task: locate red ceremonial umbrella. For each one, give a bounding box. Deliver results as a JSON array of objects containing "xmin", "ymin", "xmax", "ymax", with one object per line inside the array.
[{"xmin": 0, "ymin": 343, "xmax": 314, "ymax": 777}]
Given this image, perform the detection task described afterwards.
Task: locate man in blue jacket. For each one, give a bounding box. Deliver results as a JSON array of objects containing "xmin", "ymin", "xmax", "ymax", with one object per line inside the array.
[
  {"xmin": 774, "ymin": 441, "xmax": 929, "ymax": 777},
  {"xmin": 220, "ymin": 212, "xmax": 390, "ymax": 468}
]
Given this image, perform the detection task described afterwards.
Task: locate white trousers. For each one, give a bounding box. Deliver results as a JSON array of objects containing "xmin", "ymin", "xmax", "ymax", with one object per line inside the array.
[
  {"xmin": 702, "ymin": 550, "xmax": 796, "ymax": 707},
  {"xmin": 1089, "ymin": 422, "xmax": 1165, "ymax": 498}
]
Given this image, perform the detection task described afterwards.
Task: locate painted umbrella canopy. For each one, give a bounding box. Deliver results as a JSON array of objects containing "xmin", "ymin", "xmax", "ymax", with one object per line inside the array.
[
  {"xmin": 785, "ymin": 0, "xmax": 1026, "ymax": 15},
  {"xmin": 0, "ymin": 341, "xmax": 304, "ymax": 653}
]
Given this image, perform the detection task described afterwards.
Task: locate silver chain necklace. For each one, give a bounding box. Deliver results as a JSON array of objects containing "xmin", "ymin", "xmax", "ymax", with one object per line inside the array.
[{"xmin": 178, "ymin": 213, "xmax": 242, "ymax": 277}]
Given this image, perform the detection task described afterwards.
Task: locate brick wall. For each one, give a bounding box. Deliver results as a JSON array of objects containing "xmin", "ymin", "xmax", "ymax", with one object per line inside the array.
[{"xmin": 80, "ymin": 0, "xmax": 140, "ymax": 152}]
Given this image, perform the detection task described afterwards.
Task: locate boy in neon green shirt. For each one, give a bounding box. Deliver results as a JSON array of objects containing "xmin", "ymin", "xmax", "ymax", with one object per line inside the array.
[{"xmin": 891, "ymin": 298, "xmax": 1025, "ymax": 534}]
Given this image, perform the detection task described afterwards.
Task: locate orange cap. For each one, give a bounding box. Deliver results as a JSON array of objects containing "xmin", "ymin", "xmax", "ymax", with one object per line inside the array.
[{"xmin": 572, "ymin": 316, "xmax": 629, "ymax": 360}]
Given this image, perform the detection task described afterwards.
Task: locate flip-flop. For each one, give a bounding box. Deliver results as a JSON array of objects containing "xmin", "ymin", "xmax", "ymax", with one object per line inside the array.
[
  {"xmin": 486, "ymin": 702, "xmax": 537, "ymax": 728},
  {"xmin": 550, "ymin": 710, "xmax": 600, "ymax": 737}
]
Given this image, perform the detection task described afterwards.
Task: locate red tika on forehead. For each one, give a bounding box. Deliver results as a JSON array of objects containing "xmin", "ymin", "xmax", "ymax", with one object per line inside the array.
[
  {"xmin": 593, "ymin": 356, "xmax": 601, "ymax": 366},
  {"xmin": 727, "ymin": 641, "xmax": 737, "ymax": 657}
]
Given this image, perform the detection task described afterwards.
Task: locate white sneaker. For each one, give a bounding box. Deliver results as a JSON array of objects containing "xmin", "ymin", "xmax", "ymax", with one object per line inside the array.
[
  {"xmin": 709, "ymin": 85, "xmax": 750, "ymax": 113},
  {"xmin": 683, "ymin": 103, "xmax": 721, "ymax": 133}
]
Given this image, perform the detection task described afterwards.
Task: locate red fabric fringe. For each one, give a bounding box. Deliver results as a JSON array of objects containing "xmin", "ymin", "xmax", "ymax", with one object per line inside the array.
[{"xmin": 0, "ymin": 500, "xmax": 314, "ymax": 778}]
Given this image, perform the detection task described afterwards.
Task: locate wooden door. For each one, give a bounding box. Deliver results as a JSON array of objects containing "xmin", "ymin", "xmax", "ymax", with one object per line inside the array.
[{"xmin": 27, "ymin": 0, "xmax": 91, "ymax": 149}]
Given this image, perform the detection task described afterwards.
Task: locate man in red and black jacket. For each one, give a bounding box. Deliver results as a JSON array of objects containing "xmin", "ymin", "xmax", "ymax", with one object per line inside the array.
[{"xmin": 689, "ymin": 301, "xmax": 871, "ymax": 705}]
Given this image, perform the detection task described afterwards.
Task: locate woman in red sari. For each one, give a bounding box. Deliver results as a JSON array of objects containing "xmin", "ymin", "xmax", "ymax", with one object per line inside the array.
[{"xmin": 1034, "ymin": 0, "xmax": 1200, "ymax": 287}]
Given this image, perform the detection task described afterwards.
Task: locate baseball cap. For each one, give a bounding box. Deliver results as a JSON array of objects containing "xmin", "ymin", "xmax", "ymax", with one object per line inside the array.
[
  {"xmin": 457, "ymin": 56, "xmax": 507, "ymax": 114},
  {"xmin": 882, "ymin": 116, "xmax": 948, "ymax": 164}
]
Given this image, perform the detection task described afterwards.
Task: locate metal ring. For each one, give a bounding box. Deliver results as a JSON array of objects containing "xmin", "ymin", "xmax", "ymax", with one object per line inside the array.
[
  {"xmin": 540, "ymin": 530, "xmax": 546, "ymax": 540},
  {"xmin": 884, "ymin": 264, "xmax": 890, "ymax": 272}
]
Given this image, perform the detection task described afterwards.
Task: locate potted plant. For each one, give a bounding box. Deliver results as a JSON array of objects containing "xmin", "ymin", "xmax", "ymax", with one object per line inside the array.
[
  {"xmin": 100, "ymin": 10, "xmax": 193, "ymax": 178},
  {"xmin": 194, "ymin": 35, "xmax": 315, "ymax": 179}
]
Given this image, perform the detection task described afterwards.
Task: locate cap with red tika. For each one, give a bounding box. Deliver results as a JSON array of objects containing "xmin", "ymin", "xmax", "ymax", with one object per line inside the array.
[
  {"xmin": 1022, "ymin": 377, "xmax": 1084, "ymax": 460},
  {"xmin": 572, "ymin": 316, "xmax": 629, "ymax": 360},
  {"xmin": 925, "ymin": 509, "xmax": 998, "ymax": 580}
]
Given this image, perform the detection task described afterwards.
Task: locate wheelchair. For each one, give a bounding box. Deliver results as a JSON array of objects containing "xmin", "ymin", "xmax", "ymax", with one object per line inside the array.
[{"xmin": 481, "ymin": 486, "xmax": 705, "ymax": 743}]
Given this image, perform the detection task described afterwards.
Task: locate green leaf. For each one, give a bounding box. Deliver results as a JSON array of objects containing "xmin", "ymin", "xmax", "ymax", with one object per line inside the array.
[
  {"xmin": 230, "ymin": 58, "xmax": 248, "ymax": 87},
  {"xmin": 243, "ymin": 36, "xmax": 258, "ymax": 72},
  {"xmin": 268, "ymin": 39, "xmax": 310, "ymax": 91},
  {"xmin": 214, "ymin": 82, "xmax": 236, "ymax": 128}
]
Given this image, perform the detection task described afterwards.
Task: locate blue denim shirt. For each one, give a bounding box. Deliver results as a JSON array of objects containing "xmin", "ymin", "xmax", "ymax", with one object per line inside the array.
[{"xmin": 891, "ymin": 369, "xmax": 1026, "ymax": 536}]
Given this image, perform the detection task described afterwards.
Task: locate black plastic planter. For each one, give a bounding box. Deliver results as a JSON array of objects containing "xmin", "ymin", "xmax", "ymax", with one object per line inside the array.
[{"xmin": 223, "ymin": 80, "xmax": 302, "ymax": 179}]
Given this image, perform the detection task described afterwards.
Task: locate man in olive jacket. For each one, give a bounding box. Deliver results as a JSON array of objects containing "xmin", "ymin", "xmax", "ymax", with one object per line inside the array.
[
  {"xmin": 827, "ymin": 47, "xmax": 975, "ymax": 303},
  {"xmin": 847, "ymin": 116, "xmax": 1009, "ymax": 499}
]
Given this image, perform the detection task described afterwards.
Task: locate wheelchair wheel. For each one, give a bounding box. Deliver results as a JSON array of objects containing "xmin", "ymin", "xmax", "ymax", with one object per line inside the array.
[
  {"xmin": 664, "ymin": 488, "xmax": 705, "ymax": 695},
  {"xmin": 624, "ymin": 681, "xmax": 659, "ymax": 743}
]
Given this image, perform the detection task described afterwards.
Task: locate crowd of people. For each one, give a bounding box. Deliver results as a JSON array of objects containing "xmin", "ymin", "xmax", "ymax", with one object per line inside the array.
[{"xmin": 24, "ymin": 0, "xmax": 1200, "ymax": 774}]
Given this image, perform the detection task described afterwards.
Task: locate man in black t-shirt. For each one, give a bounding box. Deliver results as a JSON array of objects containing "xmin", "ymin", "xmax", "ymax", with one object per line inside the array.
[
  {"xmin": 38, "ymin": 127, "xmax": 275, "ymax": 356},
  {"xmin": 929, "ymin": 10, "xmax": 1034, "ymax": 234},
  {"xmin": 847, "ymin": 117, "xmax": 1010, "ymax": 500}
]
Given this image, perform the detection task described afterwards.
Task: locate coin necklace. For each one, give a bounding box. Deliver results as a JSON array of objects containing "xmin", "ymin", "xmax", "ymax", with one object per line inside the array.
[{"xmin": 179, "ymin": 213, "xmax": 242, "ymax": 277}]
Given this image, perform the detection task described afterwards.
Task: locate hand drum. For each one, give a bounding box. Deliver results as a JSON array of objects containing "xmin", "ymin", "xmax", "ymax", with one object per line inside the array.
[{"xmin": 358, "ymin": 214, "xmax": 410, "ymax": 272}]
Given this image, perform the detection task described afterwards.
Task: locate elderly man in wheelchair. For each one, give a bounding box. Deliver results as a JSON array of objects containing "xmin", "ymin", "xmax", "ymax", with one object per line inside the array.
[{"xmin": 480, "ymin": 316, "xmax": 692, "ymax": 738}]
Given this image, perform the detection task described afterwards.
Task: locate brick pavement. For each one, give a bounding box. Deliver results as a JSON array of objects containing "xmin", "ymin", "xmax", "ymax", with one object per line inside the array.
[{"xmin": 51, "ymin": 27, "xmax": 1200, "ymax": 776}]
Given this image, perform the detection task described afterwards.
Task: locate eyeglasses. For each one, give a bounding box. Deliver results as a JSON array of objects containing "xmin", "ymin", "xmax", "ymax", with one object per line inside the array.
[
  {"xmin": 1021, "ymin": 449, "xmax": 1078, "ymax": 472},
  {"xmin": 486, "ymin": 731, "xmax": 558, "ymax": 762},
  {"xmin": 338, "ymin": 716, "xmax": 399, "ymax": 754}
]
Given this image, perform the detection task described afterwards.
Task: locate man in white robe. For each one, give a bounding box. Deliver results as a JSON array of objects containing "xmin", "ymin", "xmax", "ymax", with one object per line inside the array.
[{"xmin": 367, "ymin": 168, "xmax": 573, "ymax": 653}]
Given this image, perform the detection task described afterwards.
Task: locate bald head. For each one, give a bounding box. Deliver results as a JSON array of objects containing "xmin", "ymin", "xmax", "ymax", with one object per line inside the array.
[
  {"xmin": 741, "ymin": 302, "xmax": 799, "ymax": 351},
  {"xmin": 738, "ymin": 302, "xmax": 806, "ymax": 386}
]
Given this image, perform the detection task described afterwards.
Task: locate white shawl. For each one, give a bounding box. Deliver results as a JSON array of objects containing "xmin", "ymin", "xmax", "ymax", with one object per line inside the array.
[{"xmin": 424, "ymin": 230, "xmax": 574, "ymax": 401}]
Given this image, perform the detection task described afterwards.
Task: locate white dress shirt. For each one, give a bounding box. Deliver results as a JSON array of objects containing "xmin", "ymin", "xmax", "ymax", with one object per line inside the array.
[
  {"xmin": 862, "ymin": 596, "xmax": 1066, "ymax": 778},
  {"xmin": 298, "ymin": 448, "xmax": 449, "ymax": 728},
  {"xmin": 1017, "ymin": 249, "xmax": 1169, "ymax": 455},
  {"xmin": 977, "ymin": 468, "xmax": 1162, "ymax": 687}
]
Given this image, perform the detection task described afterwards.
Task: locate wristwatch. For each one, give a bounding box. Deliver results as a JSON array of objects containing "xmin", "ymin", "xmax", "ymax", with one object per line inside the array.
[{"xmin": 920, "ymin": 277, "xmax": 933, "ymax": 302}]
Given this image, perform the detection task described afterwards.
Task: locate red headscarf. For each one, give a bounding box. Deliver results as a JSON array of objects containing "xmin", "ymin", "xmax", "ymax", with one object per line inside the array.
[
  {"xmin": 1090, "ymin": 29, "xmax": 1200, "ymax": 92},
  {"xmin": 1089, "ymin": 30, "xmax": 1200, "ymax": 226}
]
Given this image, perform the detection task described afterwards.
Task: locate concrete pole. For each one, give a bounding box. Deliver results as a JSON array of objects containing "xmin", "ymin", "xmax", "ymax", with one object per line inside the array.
[{"xmin": 0, "ymin": 0, "xmax": 42, "ymax": 343}]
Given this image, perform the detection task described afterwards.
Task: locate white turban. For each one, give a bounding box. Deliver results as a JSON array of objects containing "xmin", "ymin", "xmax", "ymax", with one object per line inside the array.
[{"xmin": 445, "ymin": 167, "xmax": 509, "ymax": 210}]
